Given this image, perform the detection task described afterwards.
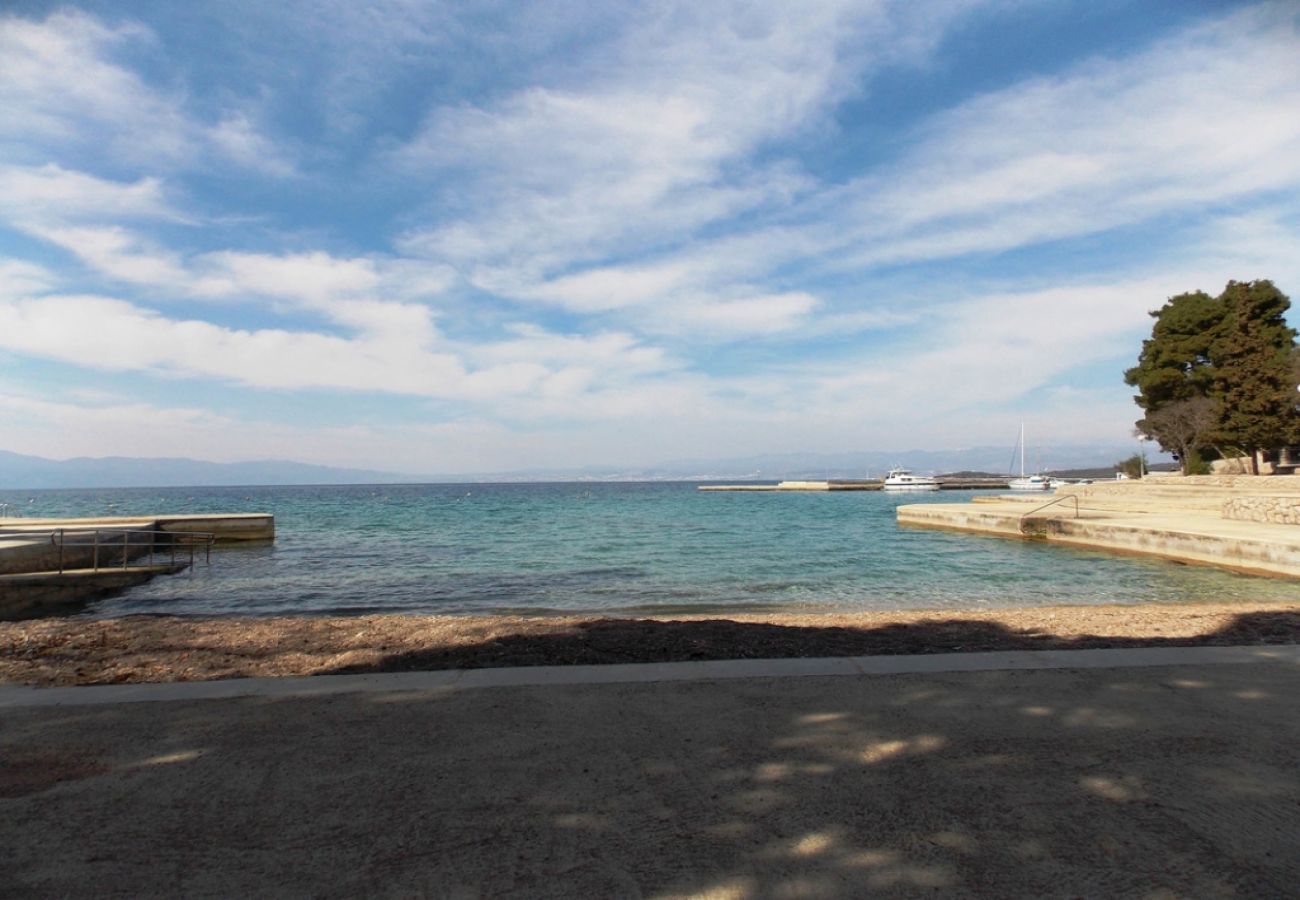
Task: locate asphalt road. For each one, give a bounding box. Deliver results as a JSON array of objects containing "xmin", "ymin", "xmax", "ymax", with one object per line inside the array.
[{"xmin": 3, "ymin": 657, "xmax": 1297, "ymax": 898}]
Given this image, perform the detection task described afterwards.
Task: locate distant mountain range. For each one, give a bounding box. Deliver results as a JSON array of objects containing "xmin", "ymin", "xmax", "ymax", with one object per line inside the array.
[
  {"xmin": 0, "ymin": 444, "xmax": 1167, "ymax": 489},
  {"xmin": 0, "ymin": 451, "xmax": 411, "ymax": 489},
  {"xmin": 637, "ymin": 445, "xmax": 1165, "ymax": 481}
]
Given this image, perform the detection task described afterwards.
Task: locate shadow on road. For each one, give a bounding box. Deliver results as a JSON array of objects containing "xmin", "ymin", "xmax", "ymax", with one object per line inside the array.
[{"xmin": 3, "ymin": 637, "xmax": 1297, "ymax": 897}]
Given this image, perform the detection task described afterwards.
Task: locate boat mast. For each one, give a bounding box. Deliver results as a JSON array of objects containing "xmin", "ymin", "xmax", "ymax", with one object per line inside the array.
[{"xmin": 1019, "ymin": 422, "xmax": 1026, "ymax": 479}]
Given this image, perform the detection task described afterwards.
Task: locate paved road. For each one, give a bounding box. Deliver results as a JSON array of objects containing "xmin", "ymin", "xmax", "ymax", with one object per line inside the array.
[{"xmin": 3, "ymin": 654, "xmax": 1297, "ymax": 898}]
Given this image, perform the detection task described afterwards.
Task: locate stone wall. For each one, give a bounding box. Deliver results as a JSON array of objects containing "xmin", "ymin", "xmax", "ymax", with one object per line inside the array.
[
  {"xmin": 1175, "ymin": 474, "xmax": 1300, "ymax": 490},
  {"xmin": 1222, "ymin": 496, "xmax": 1300, "ymax": 525}
]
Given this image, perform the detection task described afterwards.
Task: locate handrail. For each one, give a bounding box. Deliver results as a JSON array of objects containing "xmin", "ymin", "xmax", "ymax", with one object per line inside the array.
[
  {"xmin": 1019, "ymin": 493, "xmax": 1079, "ymax": 527},
  {"xmin": 42, "ymin": 528, "xmax": 216, "ymax": 574},
  {"xmin": 0, "ymin": 502, "xmax": 20, "ymax": 518}
]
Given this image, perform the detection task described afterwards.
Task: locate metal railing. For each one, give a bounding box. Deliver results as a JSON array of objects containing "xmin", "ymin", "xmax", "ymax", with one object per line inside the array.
[
  {"xmin": 0, "ymin": 503, "xmax": 20, "ymax": 518},
  {"xmin": 45, "ymin": 528, "xmax": 216, "ymax": 574},
  {"xmin": 1019, "ymin": 494, "xmax": 1079, "ymax": 532}
]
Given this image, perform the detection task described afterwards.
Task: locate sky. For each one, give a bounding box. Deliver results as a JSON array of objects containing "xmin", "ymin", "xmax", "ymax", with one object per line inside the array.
[{"xmin": 1, "ymin": 0, "xmax": 1298, "ymax": 475}]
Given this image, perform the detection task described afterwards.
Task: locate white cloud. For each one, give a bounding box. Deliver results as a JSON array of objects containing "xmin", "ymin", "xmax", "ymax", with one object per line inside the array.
[
  {"xmin": 0, "ymin": 196, "xmax": 462, "ymax": 338},
  {"xmin": 523, "ymin": 261, "xmax": 698, "ymax": 313},
  {"xmin": 0, "ymin": 280, "xmax": 679, "ymax": 412},
  {"xmin": 668, "ymin": 291, "xmax": 819, "ymax": 336},
  {"xmin": 472, "ymin": 324, "xmax": 668, "ymax": 373},
  {"xmin": 756, "ymin": 250, "xmax": 1299, "ymax": 448},
  {"xmin": 27, "ymin": 225, "xmax": 191, "ymax": 287},
  {"xmin": 394, "ymin": 1, "xmax": 984, "ymax": 280},
  {"xmin": 0, "ymin": 163, "xmax": 176, "ymax": 225},
  {"xmin": 494, "ymin": 2, "xmax": 1300, "ymax": 340},
  {"xmin": 0, "ymin": 9, "xmax": 293, "ymax": 175},
  {"xmin": 187, "ymin": 252, "xmax": 460, "ymax": 338},
  {"xmin": 1184, "ymin": 210, "xmax": 1300, "ymax": 294},
  {"xmin": 827, "ymin": 2, "xmax": 1300, "ymax": 268},
  {"xmin": 192, "ymin": 251, "xmax": 382, "ymax": 303},
  {"xmin": 0, "ymin": 10, "xmax": 189, "ymax": 165},
  {"xmin": 209, "ymin": 113, "xmax": 297, "ymax": 177},
  {"xmin": 497, "ymin": 228, "xmax": 829, "ymax": 335},
  {"xmin": 0, "ymin": 258, "xmax": 56, "ymax": 297},
  {"xmin": 0, "ymin": 293, "xmax": 466, "ymax": 393}
]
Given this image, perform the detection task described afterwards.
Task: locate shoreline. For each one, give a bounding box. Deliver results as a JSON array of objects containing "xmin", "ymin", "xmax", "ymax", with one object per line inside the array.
[{"xmin": 4, "ymin": 599, "xmax": 1298, "ymax": 687}]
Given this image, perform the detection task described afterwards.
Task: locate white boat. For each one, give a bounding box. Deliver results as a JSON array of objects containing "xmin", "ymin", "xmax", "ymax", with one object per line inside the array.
[
  {"xmin": 1010, "ymin": 474, "xmax": 1052, "ymax": 491},
  {"xmin": 882, "ymin": 466, "xmax": 940, "ymax": 491},
  {"xmin": 1008, "ymin": 423, "xmax": 1051, "ymax": 491}
]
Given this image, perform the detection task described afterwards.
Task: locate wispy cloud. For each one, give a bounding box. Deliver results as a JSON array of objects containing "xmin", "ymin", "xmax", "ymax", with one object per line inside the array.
[
  {"xmin": 0, "ymin": 271, "xmax": 678, "ymax": 411},
  {"xmin": 823, "ymin": 2, "xmax": 1300, "ymax": 270},
  {"xmin": 393, "ymin": 1, "xmax": 983, "ymax": 280},
  {"xmin": 0, "ymin": 163, "xmax": 177, "ymax": 224},
  {"xmin": 0, "ymin": 9, "xmax": 294, "ymax": 175},
  {"xmin": 390, "ymin": 2, "xmax": 1300, "ymax": 347}
]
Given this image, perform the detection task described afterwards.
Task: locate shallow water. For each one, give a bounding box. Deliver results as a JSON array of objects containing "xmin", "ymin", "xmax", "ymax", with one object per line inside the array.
[{"xmin": 2, "ymin": 482, "xmax": 1295, "ymax": 617}]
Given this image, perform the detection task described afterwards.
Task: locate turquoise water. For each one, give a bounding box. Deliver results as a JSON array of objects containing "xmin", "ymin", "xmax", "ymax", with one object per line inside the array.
[{"xmin": 2, "ymin": 482, "xmax": 1295, "ymax": 617}]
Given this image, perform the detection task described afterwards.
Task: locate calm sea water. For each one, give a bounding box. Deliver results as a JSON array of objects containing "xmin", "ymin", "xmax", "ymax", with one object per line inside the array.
[{"xmin": 2, "ymin": 482, "xmax": 1295, "ymax": 617}]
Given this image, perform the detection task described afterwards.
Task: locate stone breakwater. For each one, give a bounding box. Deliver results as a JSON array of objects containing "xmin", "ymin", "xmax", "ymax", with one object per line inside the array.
[{"xmin": 898, "ymin": 476, "xmax": 1300, "ymax": 578}]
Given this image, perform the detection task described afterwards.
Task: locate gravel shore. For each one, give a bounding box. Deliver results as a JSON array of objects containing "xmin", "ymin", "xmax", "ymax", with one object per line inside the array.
[{"xmin": 4, "ymin": 600, "xmax": 1298, "ymax": 686}]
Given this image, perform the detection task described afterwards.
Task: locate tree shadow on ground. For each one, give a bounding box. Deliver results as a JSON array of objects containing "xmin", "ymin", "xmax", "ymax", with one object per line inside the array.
[
  {"xmin": 324, "ymin": 610, "xmax": 1300, "ymax": 675},
  {"xmin": 9, "ymin": 626, "xmax": 1296, "ymax": 898}
]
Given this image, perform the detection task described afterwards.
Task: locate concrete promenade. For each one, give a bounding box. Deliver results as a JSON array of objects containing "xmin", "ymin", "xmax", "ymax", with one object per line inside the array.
[
  {"xmin": 3, "ymin": 646, "xmax": 1297, "ymax": 898},
  {"xmin": 898, "ymin": 477, "xmax": 1300, "ymax": 578}
]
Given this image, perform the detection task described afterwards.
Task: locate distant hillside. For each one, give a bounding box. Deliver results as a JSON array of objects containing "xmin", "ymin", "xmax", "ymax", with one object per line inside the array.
[
  {"xmin": 591, "ymin": 444, "xmax": 1173, "ymax": 481},
  {"xmin": 0, "ymin": 451, "xmax": 414, "ymax": 489},
  {"xmin": 0, "ymin": 443, "xmax": 1172, "ymax": 489}
]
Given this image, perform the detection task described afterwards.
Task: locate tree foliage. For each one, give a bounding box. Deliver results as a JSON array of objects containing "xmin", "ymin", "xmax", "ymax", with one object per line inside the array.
[
  {"xmin": 1125, "ymin": 280, "xmax": 1297, "ymax": 473},
  {"xmin": 1213, "ymin": 281, "xmax": 1297, "ymax": 460},
  {"xmin": 1124, "ymin": 290, "xmax": 1222, "ymax": 415},
  {"xmin": 1114, "ymin": 454, "xmax": 1145, "ymax": 479}
]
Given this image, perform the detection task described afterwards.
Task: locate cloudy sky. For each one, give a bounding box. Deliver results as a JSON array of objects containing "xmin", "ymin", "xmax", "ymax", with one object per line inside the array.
[{"xmin": 1, "ymin": 1, "xmax": 1298, "ymax": 474}]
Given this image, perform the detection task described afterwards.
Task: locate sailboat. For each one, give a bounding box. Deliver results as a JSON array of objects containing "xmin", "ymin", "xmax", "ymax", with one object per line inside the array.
[{"xmin": 1008, "ymin": 423, "xmax": 1051, "ymax": 491}]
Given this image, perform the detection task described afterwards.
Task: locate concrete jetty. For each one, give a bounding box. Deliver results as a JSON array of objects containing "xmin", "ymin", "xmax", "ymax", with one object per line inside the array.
[
  {"xmin": 699, "ymin": 478, "xmax": 1009, "ymax": 492},
  {"xmin": 897, "ymin": 476, "xmax": 1300, "ymax": 578},
  {"xmin": 0, "ymin": 512, "xmax": 274, "ymax": 618},
  {"xmin": 699, "ymin": 480, "xmax": 882, "ymax": 491},
  {"xmin": 0, "ymin": 512, "xmax": 275, "ymax": 543}
]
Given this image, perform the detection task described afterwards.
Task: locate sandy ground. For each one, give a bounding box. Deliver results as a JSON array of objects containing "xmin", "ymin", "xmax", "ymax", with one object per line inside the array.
[
  {"xmin": 3, "ymin": 660, "xmax": 1296, "ymax": 898},
  {"xmin": 3, "ymin": 600, "xmax": 1298, "ymax": 686}
]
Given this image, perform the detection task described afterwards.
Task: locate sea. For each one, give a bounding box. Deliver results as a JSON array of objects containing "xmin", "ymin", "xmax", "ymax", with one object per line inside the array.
[{"xmin": 2, "ymin": 482, "xmax": 1296, "ymax": 618}]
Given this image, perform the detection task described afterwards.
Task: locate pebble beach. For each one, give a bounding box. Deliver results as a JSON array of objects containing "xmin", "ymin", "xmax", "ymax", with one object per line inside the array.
[{"xmin": 5, "ymin": 600, "xmax": 1297, "ymax": 686}]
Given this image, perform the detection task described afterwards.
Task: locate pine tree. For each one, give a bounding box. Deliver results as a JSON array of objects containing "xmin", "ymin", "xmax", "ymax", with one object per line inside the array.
[
  {"xmin": 1124, "ymin": 291, "xmax": 1223, "ymax": 411},
  {"xmin": 1212, "ymin": 280, "xmax": 1297, "ymax": 472},
  {"xmin": 1124, "ymin": 290, "xmax": 1226, "ymax": 466},
  {"xmin": 1125, "ymin": 280, "xmax": 1298, "ymax": 474}
]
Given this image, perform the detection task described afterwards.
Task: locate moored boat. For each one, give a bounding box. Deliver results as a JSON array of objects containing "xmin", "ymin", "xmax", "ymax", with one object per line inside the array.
[
  {"xmin": 1008, "ymin": 423, "xmax": 1051, "ymax": 491},
  {"xmin": 882, "ymin": 466, "xmax": 940, "ymax": 491},
  {"xmin": 1009, "ymin": 474, "xmax": 1052, "ymax": 491}
]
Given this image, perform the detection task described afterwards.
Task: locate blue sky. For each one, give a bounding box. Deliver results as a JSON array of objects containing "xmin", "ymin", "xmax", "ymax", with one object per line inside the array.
[{"xmin": 1, "ymin": 0, "xmax": 1298, "ymax": 474}]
